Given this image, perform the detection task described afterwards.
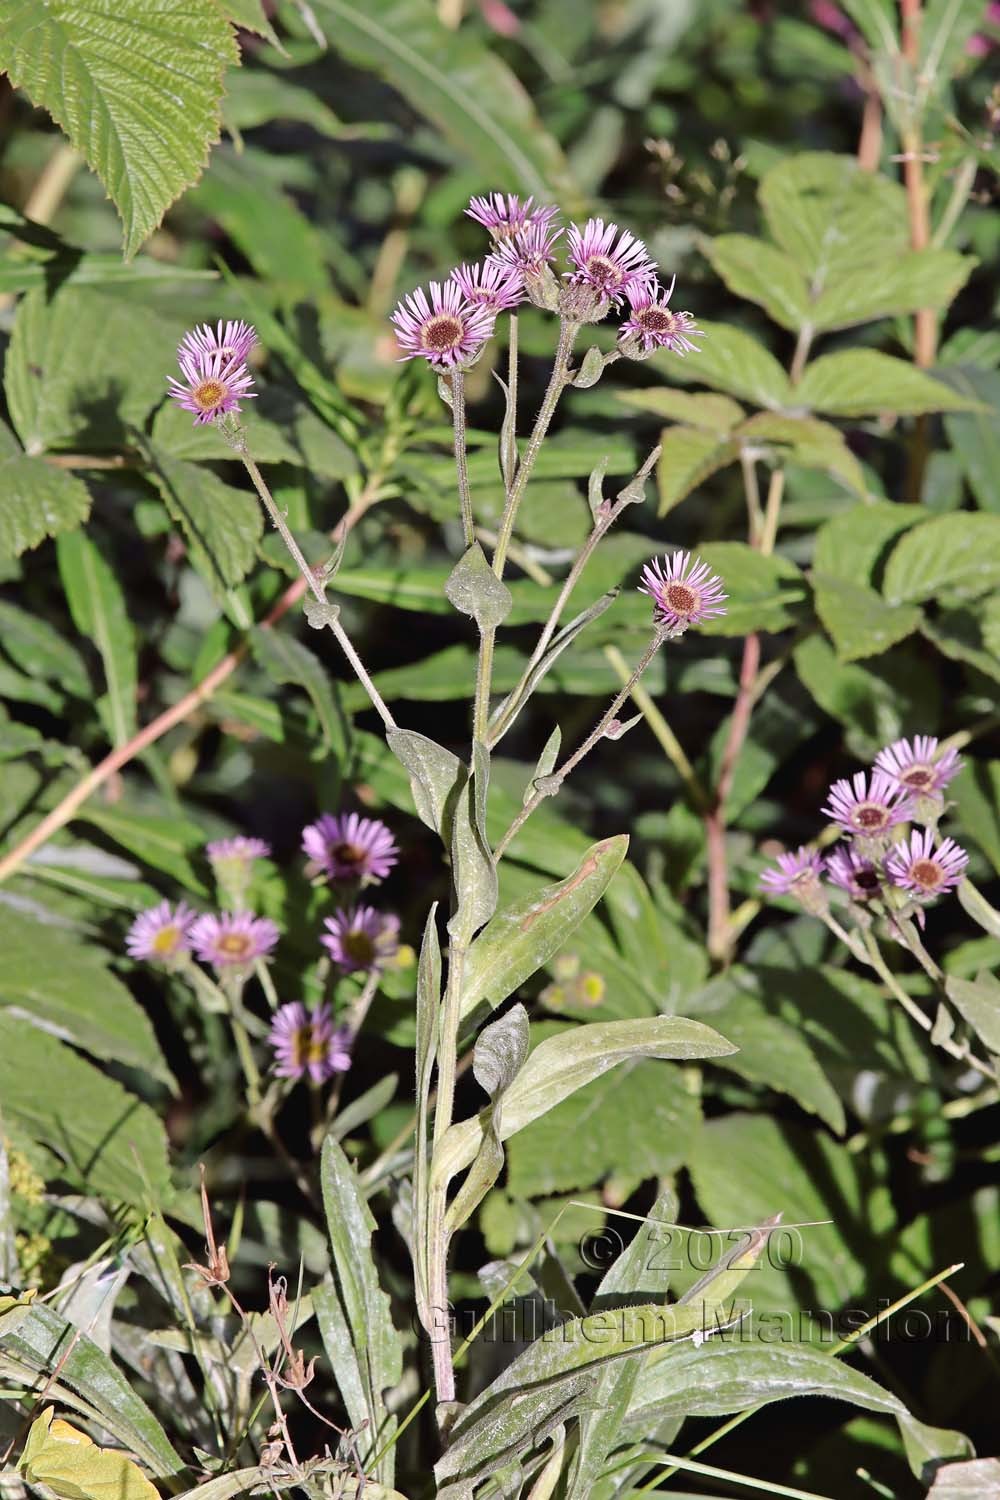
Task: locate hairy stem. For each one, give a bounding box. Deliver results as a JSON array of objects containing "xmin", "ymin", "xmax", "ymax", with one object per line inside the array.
[
  {"xmin": 426, "ymin": 943, "xmax": 467, "ymax": 1405},
  {"xmin": 449, "ymin": 371, "xmax": 475, "ymax": 548}
]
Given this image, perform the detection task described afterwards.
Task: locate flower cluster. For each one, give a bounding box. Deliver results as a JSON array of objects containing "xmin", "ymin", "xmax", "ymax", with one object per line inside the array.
[
  {"xmin": 168, "ymin": 320, "xmax": 257, "ymax": 425},
  {"xmin": 389, "ymin": 192, "xmax": 702, "ymax": 372},
  {"xmin": 760, "ymin": 735, "xmax": 968, "ymax": 920},
  {"xmin": 302, "ymin": 809, "xmax": 401, "ymax": 975}
]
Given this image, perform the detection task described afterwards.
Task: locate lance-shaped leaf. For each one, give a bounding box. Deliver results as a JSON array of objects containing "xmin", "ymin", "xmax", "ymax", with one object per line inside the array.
[
  {"xmin": 56, "ymin": 530, "xmax": 137, "ymax": 748},
  {"xmin": 448, "ymin": 739, "xmax": 498, "ymax": 941},
  {"xmin": 445, "ymin": 1003, "xmax": 530, "ymax": 1235},
  {"xmin": 435, "ymin": 1015, "xmax": 736, "ymax": 1186},
  {"xmin": 315, "ymin": 1136, "xmax": 403, "ymax": 1486},
  {"xmin": 386, "ymin": 727, "xmax": 465, "ymax": 840},
  {"xmin": 459, "ymin": 835, "xmax": 629, "ymax": 1019},
  {"xmin": 251, "ymin": 627, "xmax": 345, "ymax": 757},
  {"xmin": 445, "ymin": 542, "xmax": 513, "ymax": 630}
]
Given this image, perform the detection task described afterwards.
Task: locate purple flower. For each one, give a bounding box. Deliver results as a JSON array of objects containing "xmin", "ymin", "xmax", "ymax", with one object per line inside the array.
[
  {"xmin": 759, "ymin": 846, "xmax": 824, "ymax": 897},
  {"xmin": 189, "ymin": 911, "xmax": 279, "ymax": 970},
  {"xmin": 638, "ymin": 551, "xmax": 727, "ymax": 635},
  {"xmin": 823, "ymin": 771, "xmax": 913, "ymax": 839},
  {"xmin": 886, "ymin": 829, "xmax": 969, "ymax": 899},
  {"xmin": 126, "ymin": 901, "xmax": 196, "ymax": 963},
  {"xmin": 873, "ymin": 736, "xmax": 962, "ymax": 799},
  {"xmin": 565, "ymin": 218, "xmax": 656, "ymax": 306},
  {"xmin": 168, "ymin": 322, "xmax": 257, "ymax": 425},
  {"xmin": 302, "ymin": 812, "xmax": 398, "ymax": 883},
  {"xmin": 449, "ymin": 260, "xmax": 525, "ymax": 313},
  {"xmin": 322, "ymin": 905, "xmax": 400, "ymax": 973},
  {"xmin": 488, "ymin": 220, "xmax": 563, "ymax": 278},
  {"xmin": 390, "ymin": 280, "xmax": 495, "ymax": 370},
  {"xmin": 206, "ymin": 836, "xmax": 271, "ymax": 865},
  {"xmin": 825, "ymin": 846, "xmax": 882, "ymax": 901},
  {"xmin": 268, "ymin": 1001, "xmax": 351, "ymax": 1084},
  {"xmin": 618, "ymin": 279, "xmax": 702, "ymax": 356},
  {"xmin": 466, "ymin": 193, "xmax": 559, "ymax": 241}
]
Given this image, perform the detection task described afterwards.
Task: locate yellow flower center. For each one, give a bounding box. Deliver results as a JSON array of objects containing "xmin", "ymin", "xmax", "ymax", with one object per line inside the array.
[
  {"xmin": 151, "ymin": 925, "xmax": 181, "ymax": 954},
  {"xmin": 192, "ymin": 378, "xmax": 226, "ymax": 411},
  {"xmin": 218, "ymin": 932, "xmax": 253, "ymax": 959}
]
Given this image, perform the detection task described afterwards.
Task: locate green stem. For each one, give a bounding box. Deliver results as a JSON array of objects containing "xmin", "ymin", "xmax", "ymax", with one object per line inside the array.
[
  {"xmin": 601, "ymin": 643, "xmax": 709, "ymax": 810},
  {"xmin": 449, "ymin": 371, "xmax": 474, "ymax": 548},
  {"xmin": 426, "ymin": 942, "xmax": 467, "ymax": 1405}
]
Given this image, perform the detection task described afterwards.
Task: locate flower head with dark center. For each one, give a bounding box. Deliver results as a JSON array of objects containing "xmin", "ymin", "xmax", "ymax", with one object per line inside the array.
[
  {"xmin": 449, "ymin": 260, "xmax": 525, "ymax": 313},
  {"xmin": 268, "ymin": 1001, "xmax": 351, "ymax": 1083},
  {"xmin": 886, "ymin": 829, "xmax": 969, "ymax": 899},
  {"xmin": 126, "ymin": 901, "xmax": 196, "ymax": 964},
  {"xmin": 466, "ymin": 193, "xmax": 559, "ymax": 240},
  {"xmin": 618, "ymin": 278, "xmax": 702, "ymax": 356},
  {"xmin": 874, "ymin": 735, "xmax": 962, "ymax": 799},
  {"xmin": 823, "ymin": 771, "xmax": 913, "ymax": 839},
  {"xmin": 189, "ymin": 911, "xmax": 279, "ymax": 971},
  {"xmin": 566, "ymin": 218, "xmax": 656, "ymax": 306},
  {"xmin": 825, "ymin": 846, "xmax": 882, "ymax": 901},
  {"xmin": 322, "ymin": 905, "xmax": 400, "ymax": 973},
  {"xmin": 302, "ymin": 812, "xmax": 398, "ymax": 884},
  {"xmin": 759, "ymin": 846, "xmax": 824, "ymax": 898},
  {"xmin": 168, "ymin": 322, "xmax": 257, "ymax": 425},
  {"xmin": 488, "ymin": 221, "xmax": 563, "ymax": 278},
  {"xmin": 390, "ymin": 281, "xmax": 495, "ymax": 369},
  {"xmin": 639, "ymin": 551, "xmax": 727, "ymax": 636}
]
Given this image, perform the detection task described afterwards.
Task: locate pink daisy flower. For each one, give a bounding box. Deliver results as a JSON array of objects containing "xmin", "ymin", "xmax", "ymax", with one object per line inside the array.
[
  {"xmin": 268, "ymin": 1001, "xmax": 351, "ymax": 1084},
  {"xmin": 449, "ymin": 260, "xmax": 525, "ymax": 313},
  {"xmin": 638, "ymin": 551, "xmax": 727, "ymax": 635},
  {"xmin": 390, "ymin": 280, "xmax": 495, "ymax": 370},
  {"xmin": 822, "ymin": 771, "xmax": 913, "ymax": 839},
  {"xmin": 759, "ymin": 846, "xmax": 824, "ymax": 897},
  {"xmin": 302, "ymin": 812, "xmax": 398, "ymax": 883},
  {"xmin": 886, "ymin": 829, "xmax": 969, "ymax": 899},
  {"xmin": 618, "ymin": 278, "xmax": 702, "ymax": 356},
  {"xmin": 466, "ymin": 193, "xmax": 559, "ymax": 240},
  {"xmin": 190, "ymin": 911, "xmax": 279, "ymax": 971},
  {"xmin": 168, "ymin": 322, "xmax": 257, "ymax": 425},
  {"xmin": 565, "ymin": 218, "xmax": 657, "ymax": 306},
  {"xmin": 126, "ymin": 901, "xmax": 196, "ymax": 964},
  {"xmin": 825, "ymin": 846, "xmax": 882, "ymax": 901},
  {"xmin": 206, "ymin": 836, "xmax": 271, "ymax": 865},
  {"xmin": 488, "ymin": 220, "xmax": 563, "ymax": 278},
  {"xmin": 873, "ymin": 736, "xmax": 962, "ymax": 799},
  {"xmin": 322, "ymin": 906, "xmax": 400, "ymax": 974}
]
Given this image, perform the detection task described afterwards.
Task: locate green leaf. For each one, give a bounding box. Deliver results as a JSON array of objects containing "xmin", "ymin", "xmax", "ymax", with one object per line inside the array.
[
  {"xmin": 736, "ymin": 412, "xmax": 867, "ymax": 496},
  {"xmin": 78, "ymin": 803, "xmax": 209, "ymax": 893},
  {"xmin": 944, "ymin": 973, "xmax": 1000, "ymax": 1054},
  {"xmin": 316, "ymin": 1136, "xmax": 402, "ymax": 1485},
  {"xmin": 309, "ymin": 0, "xmax": 577, "ymax": 202},
  {"xmin": 507, "ymin": 1054, "xmax": 700, "ymax": 1197},
  {"xmin": 448, "ymin": 739, "xmax": 497, "ymax": 941},
  {"xmin": 883, "ymin": 514, "xmax": 1000, "ymax": 604},
  {"xmin": 656, "ymin": 427, "xmax": 740, "ymax": 515},
  {"xmin": 942, "ymin": 366, "xmax": 1000, "ymax": 513},
  {"xmin": 0, "ymin": 452, "xmax": 91, "ymax": 559},
  {"xmin": 250, "ymin": 626, "xmax": 344, "ymax": 756},
  {"xmin": 446, "ymin": 1003, "xmax": 529, "ymax": 1233},
  {"xmin": 695, "ymin": 542, "xmax": 808, "ymax": 636},
  {"xmin": 0, "ymin": 0, "xmax": 239, "ymax": 257},
  {"xmin": 814, "ymin": 573, "xmax": 922, "ymax": 661},
  {"xmin": 655, "ymin": 321, "xmax": 791, "ymax": 410},
  {"xmin": 459, "ymin": 835, "xmax": 629, "ymax": 1019},
  {"xmin": 898, "ymin": 1414, "xmax": 975, "ymax": 1484},
  {"xmin": 759, "ymin": 153, "xmax": 908, "ymax": 281},
  {"xmin": 19, "ymin": 1409, "xmax": 159, "ymax": 1500},
  {"xmin": 796, "ymin": 351, "xmax": 983, "ymax": 417},
  {"xmin": 56, "ymin": 530, "xmax": 137, "ymax": 746},
  {"xmin": 809, "ymin": 250, "xmax": 975, "ymax": 333},
  {"xmin": 813, "ymin": 500, "xmax": 924, "ymax": 581},
  {"xmin": 444, "ymin": 542, "xmax": 512, "ymax": 630},
  {"xmin": 618, "ymin": 388, "xmax": 745, "ymax": 432},
  {"xmin": 0, "ymin": 1013, "xmax": 171, "ymax": 1207},
  {"xmin": 437, "ymin": 1016, "xmax": 735, "ymax": 1186},
  {"xmin": 702, "ymin": 235, "xmax": 810, "ymax": 333},
  {"xmin": 0, "ymin": 598, "xmax": 90, "ymax": 694},
  {"xmin": 927, "ymin": 1460, "xmax": 1000, "ymax": 1498},
  {"xmin": 386, "ymin": 727, "xmax": 464, "ymax": 838},
  {"xmin": 147, "ymin": 448, "xmax": 264, "ymax": 598},
  {"xmin": 0, "ymin": 906, "xmax": 170, "ymax": 1083}
]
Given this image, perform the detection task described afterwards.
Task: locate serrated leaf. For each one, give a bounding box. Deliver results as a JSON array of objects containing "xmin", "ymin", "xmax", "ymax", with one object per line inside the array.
[
  {"xmin": 0, "ymin": 451, "xmax": 91, "ymax": 559},
  {"xmin": 0, "ymin": 1014, "xmax": 170, "ymax": 1207},
  {"xmin": 814, "ymin": 573, "xmax": 922, "ymax": 661},
  {"xmin": 795, "ymin": 350, "xmax": 983, "ymax": 417},
  {"xmin": 654, "ymin": 321, "xmax": 791, "ymax": 409},
  {"xmin": 656, "ymin": 426, "xmax": 740, "ymax": 515},
  {"xmin": 813, "ymin": 500, "xmax": 924, "ymax": 581},
  {"xmin": 459, "ymin": 835, "xmax": 629, "ymax": 1019},
  {"xmin": 56, "ymin": 530, "xmax": 137, "ymax": 746},
  {"xmin": 0, "ymin": 0, "xmax": 239, "ymax": 258},
  {"xmin": 309, "ymin": 0, "xmax": 577, "ymax": 201},
  {"xmin": 737, "ymin": 412, "xmax": 867, "ymax": 496},
  {"xmin": 250, "ymin": 626, "xmax": 344, "ymax": 756},
  {"xmin": 883, "ymin": 513, "xmax": 1000, "ymax": 604},
  {"xmin": 809, "ymin": 250, "xmax": 975, "ymax": 332},
  {"xmin": 942, "ymin": 366, "xmax": 1000, "ymax": 514},
  {"xmin": 0, "ymin": 906, "xmax": 170, "ymax": 1084},
  {"xmin": 147, "ymin": 448, "xmax": 263, "ymax": 597},
  {"xmin": 702, "ymin": 234, "xmax": 810, "ymax": 332},
  {"xmin": 619, "ymin": 387, "xmax": 745, "ymax": 431},
  {"xmin": 759, "ymin": 152, "xmax": 909, "ymax": 280},
  {"xmin": 20, "ymin": 1409, "xmax": 159, "ymax": 1500},
  {"xmin": 696, "ymin": 542, "xmax": 807, "ymax": 636}
]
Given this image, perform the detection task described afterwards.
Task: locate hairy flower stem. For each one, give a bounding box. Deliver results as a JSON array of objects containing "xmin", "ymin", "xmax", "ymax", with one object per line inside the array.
[
  {"xmin": 601, "ymin": 644, "xmax": 709, "ymax": 810},
  {"xmin": 473, "ymin": 320, "xmax": 578, "ymax": 740},
  {"xmin": 448, "ymin": 372, "xmax": 475, "ymax": 547},
  {"xmin": 426, "ymin": 942, "xmax": 468, "ymax": 1405},
  {"xmin": 238, "ymin": 448, "xmax": 397, "ymax": 731},
  {"xmin": 495, "ymin": 631, "xmax": 665, "ymax": 860}
]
